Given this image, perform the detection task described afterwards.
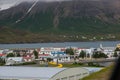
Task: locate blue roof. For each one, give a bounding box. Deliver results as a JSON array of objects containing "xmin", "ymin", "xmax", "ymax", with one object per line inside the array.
[{"xmin": 51, "ymin": 52, "xmax": 65, "ymax": 54}]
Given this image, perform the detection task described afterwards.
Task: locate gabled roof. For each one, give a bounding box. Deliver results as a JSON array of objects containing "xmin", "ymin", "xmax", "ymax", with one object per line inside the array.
[
  {"xmin": 0, "ymin": 54, "xmax": 5, "ymax": 56},
  {"xmin": 23, "ymin": 57, "xmax": 33, "ymax": 59},
  {"xmin": 7, "ymin": 57, "xmax": 23, "ymax": 61}
]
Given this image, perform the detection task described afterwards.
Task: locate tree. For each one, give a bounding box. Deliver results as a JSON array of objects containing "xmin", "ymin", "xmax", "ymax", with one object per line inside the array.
[
  {"xmin": 0, "ymin": 57, "xmax": 5, "ymax": 64},
  {"xmin": 47, "ymin": 58, "xmax": 53, "ymax": 62},
  {"xmin": 16, "ymin": 53, "xmax": 21, "ymax": 57},
  {"xmin": 115, "ymin": 47, "xmax": 120, "ymax": 57},
  {"xmin": 33, "ymin": 50, "xmax": 38, "ymax": 59},
  {"xmin": 65, "ymin": 48, "xmax": 74, "ymax": 55},
  {"xmin": 6, "ymin": 53, "xmax": 15, "ymax": 57},
  {"xmin": 87, "ymin": 53, "xmax": 90, "ymax": 58},
  {"xmin": 92, "ymin": 52, "xmax": 99, "ymax": 58},
  {"xmin": 113, "ymin": 52, "xmax": 118, "ymax": 57},
  {"xmin": 115, "ymin": 47, "xmax": 120, "ymax": 51},
  {"xmin": 79, "ymin": 50, "xmax": 86, "ymax": 59},
  {"xmin": 92, "ymin": 52, "xmax": 108, "ymax": 58},
  {"xmin": 99, "ymin": 53, "xmax": 108, "ymax": 58}
]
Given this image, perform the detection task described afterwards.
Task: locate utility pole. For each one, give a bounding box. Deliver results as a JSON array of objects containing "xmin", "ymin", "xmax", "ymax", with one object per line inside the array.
[{"xmin": 56, "ymin": 53, "xmax": 59, "ymax": 65}]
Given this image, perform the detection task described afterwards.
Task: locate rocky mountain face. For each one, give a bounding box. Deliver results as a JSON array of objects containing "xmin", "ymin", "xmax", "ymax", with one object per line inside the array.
[
  {"xmin": 0, "ymin": 0, "xmax": 120, "ymax": 31},
  {"xmin": 0, "ymin": 0, "xmax": 120, "ymax": 43}
]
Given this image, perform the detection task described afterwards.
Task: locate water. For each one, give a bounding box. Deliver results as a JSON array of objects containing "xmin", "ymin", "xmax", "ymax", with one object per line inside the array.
[{"xmin": 0, "ymin": 41, "xmax": 120, "ymax": 49}]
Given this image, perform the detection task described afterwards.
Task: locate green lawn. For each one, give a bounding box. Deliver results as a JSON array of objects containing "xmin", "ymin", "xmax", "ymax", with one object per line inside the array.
[{"xmin": 81, "ymin": 65, "xmax": 114, "ymax": 80}]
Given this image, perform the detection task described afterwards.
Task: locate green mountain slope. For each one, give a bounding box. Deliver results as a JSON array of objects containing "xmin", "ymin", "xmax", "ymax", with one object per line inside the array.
[{"xmin": 0, "ymin": 0, "xmax": 120, "ymax": 43}]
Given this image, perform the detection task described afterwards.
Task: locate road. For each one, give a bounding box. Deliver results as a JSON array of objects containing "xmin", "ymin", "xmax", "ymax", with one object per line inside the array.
[{"xmin": 57, "ymin": 58, "xmax": 118, "ymax": 64}]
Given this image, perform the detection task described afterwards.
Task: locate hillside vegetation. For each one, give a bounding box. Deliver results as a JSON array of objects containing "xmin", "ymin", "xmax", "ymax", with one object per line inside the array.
[
  {"xmin": 0, "ymin": 0, "xmax": 120, "ymax": 43},
  {"xmin": 81, "ymin": 65, "xmax": 114, "ymax": 80}
]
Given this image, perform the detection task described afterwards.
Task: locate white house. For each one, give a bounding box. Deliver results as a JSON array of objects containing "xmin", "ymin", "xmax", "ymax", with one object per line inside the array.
[
  {"xmin": 96, "ymin": 44, "xmax": 116, "ymax": 58},
  {"xmin": 5, "ymin": 57, "xmax": 24, "ymax": 65},
  {"xmin": 102, "ymin": 47, "xmax": 115, "ymax": 58},
  {"xmin": 23, "ymin": 57, "xmax": 34, "ymax": 62},
  {"xmin": 39, "ymin": 47, "xmax": 54, "ymax": 55},
  {"xmin": 2, "ymin": 49, "xmax": 13, "ymax": 54},
  {"xmin": 39, "ymin": 47, "xmax": 66, "ymax": 55},
  {"xmin": 76, "ymin": 48, "xmax": 94, "ymax": 58},
  {"xmin": 51, "ymin": 52, "xmax": 70, "ymax": 62},
  {"xmin": 0, "ymin": 49, "xmax": 4, "ymax": 53},
  {"xmin": 39, "ymin": 52, "xmax": 70, "ymax": 63}
]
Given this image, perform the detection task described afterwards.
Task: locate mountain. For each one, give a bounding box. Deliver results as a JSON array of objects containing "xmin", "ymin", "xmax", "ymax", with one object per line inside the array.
[{"xmin": 0, "ymin": 0, "xmax": 120, "ymax": 43}]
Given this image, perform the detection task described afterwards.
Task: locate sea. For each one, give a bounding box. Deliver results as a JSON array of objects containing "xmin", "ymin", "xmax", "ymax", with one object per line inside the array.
[{"xmin": 0, "ymin": 41, "xmax": 120, "ymax": 49}]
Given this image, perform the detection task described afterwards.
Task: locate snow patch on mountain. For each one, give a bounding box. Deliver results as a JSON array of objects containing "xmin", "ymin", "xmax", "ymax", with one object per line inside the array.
[{"xmin": 0, "ymin": 4, "xmax": 15, "ymax": 11}]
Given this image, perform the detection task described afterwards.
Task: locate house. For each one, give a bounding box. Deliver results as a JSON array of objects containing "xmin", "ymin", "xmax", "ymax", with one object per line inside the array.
[
  {"xmin": 23, "ymin": 57, "xmax": 34, "ymax": 62},
  {"xmin": 5, "ymin": 57, "xmax": 24, "ymax": 65},
  {"xmin": 39, "ymin": 54, "xmax": 50, "ymax": 61},
  {"xmin": 94, "ymin": 44, "xmax": 116, "ymax": 58},
  {"xmin": 38, "ymin": 52, "xmax": 70, "ymax": 63},
  {"xmin": 23, "ymin": 53, "xmax": 35, "ymax": 62},
  {"xmin": 2, "ymin": 49, "xmax": 13, "ymax": 54},
  {"xmin": 13, "ymin": 49, "xmax": 34, "ymax": 56},
  {"xmin": 102, "ymin": 47, "xmax": 115, "ymax": 58},
  {"xmin": 76, "ymin": 48, "xmax": 95, "ymax": 59},
  {"xmin": 39, "ymin": 47, "xmax": 54, "ymax": 55},
  {"xmin": 0, "ymin": 49, "xmax": 4, "ymax": 53},
  {"xmin": 51, "ymin": 52, "xmax": 70, "ymax": 62},
  {"xmin": 0, "ymin": 54, "xmax": 5, "ymax": 57},
  {"xmin": 39, "ymin": 47, "xmax": 66, "ymax": 56},
  {"xmin": 0, "ymin": 53, "xmax": 6, "ymax": 60}
]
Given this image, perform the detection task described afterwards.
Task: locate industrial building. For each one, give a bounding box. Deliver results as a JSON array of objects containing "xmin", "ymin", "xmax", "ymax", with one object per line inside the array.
[{"xmin": 0, "ymin": 66, "xmax": 89, "ymax": 80}]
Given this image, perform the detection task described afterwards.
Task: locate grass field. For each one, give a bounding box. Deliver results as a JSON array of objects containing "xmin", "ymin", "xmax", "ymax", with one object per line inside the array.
[{"xmin": 81, "ymin": 65, "xmax": 115, "ymax": 80}]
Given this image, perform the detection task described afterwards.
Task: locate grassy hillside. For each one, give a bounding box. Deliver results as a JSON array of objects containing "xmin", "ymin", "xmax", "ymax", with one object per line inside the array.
[{"xmin": 0, "ymin": 0, "xmax": 120, "ymax": 43}]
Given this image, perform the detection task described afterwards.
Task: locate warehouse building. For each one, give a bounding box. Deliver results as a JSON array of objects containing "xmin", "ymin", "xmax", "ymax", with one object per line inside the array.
[{"xmin": 0, "ymin": 66, "xmax": 89, "ymax": 80}]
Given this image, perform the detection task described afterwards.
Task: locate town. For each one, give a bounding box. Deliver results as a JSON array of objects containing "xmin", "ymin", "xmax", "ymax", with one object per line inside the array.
[
  {"xmin": 0, "ymin": 43, "xmax": 119, "ymax": 80},
  {"xmin": 0, "ymin": 44, "xmax": 119, "ymax": 66}
]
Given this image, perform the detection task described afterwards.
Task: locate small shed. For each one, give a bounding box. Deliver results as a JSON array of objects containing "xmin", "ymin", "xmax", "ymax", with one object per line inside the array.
[{"xmin": 0, "ymin": 67, "xmax": 89, "ymax": 80}]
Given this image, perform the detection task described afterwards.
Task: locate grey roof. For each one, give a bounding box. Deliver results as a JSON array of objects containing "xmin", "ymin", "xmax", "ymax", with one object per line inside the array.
[
  {"xmin": 7, "ymin": 57, "xmax": 23, "ymax": 61},
  {"xmin": 0, "ymin": 66, "xmax": 66, "ymax": 79}
]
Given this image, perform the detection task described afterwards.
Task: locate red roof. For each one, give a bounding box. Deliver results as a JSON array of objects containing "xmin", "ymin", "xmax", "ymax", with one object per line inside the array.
[
  {"xmin": 39, "ymin": 54, "xmax": 50, "ymax": 56},
  {"xmin": 61, "ymin": 49, "xmax": 66, "ymax": 51},
  {"xmin": 0, "ymin": 54, "xmax": 5, "ymax": 56},
  {"xmin": 23, "ymin": 57, "xmax": 32, "ymax": 59}
]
